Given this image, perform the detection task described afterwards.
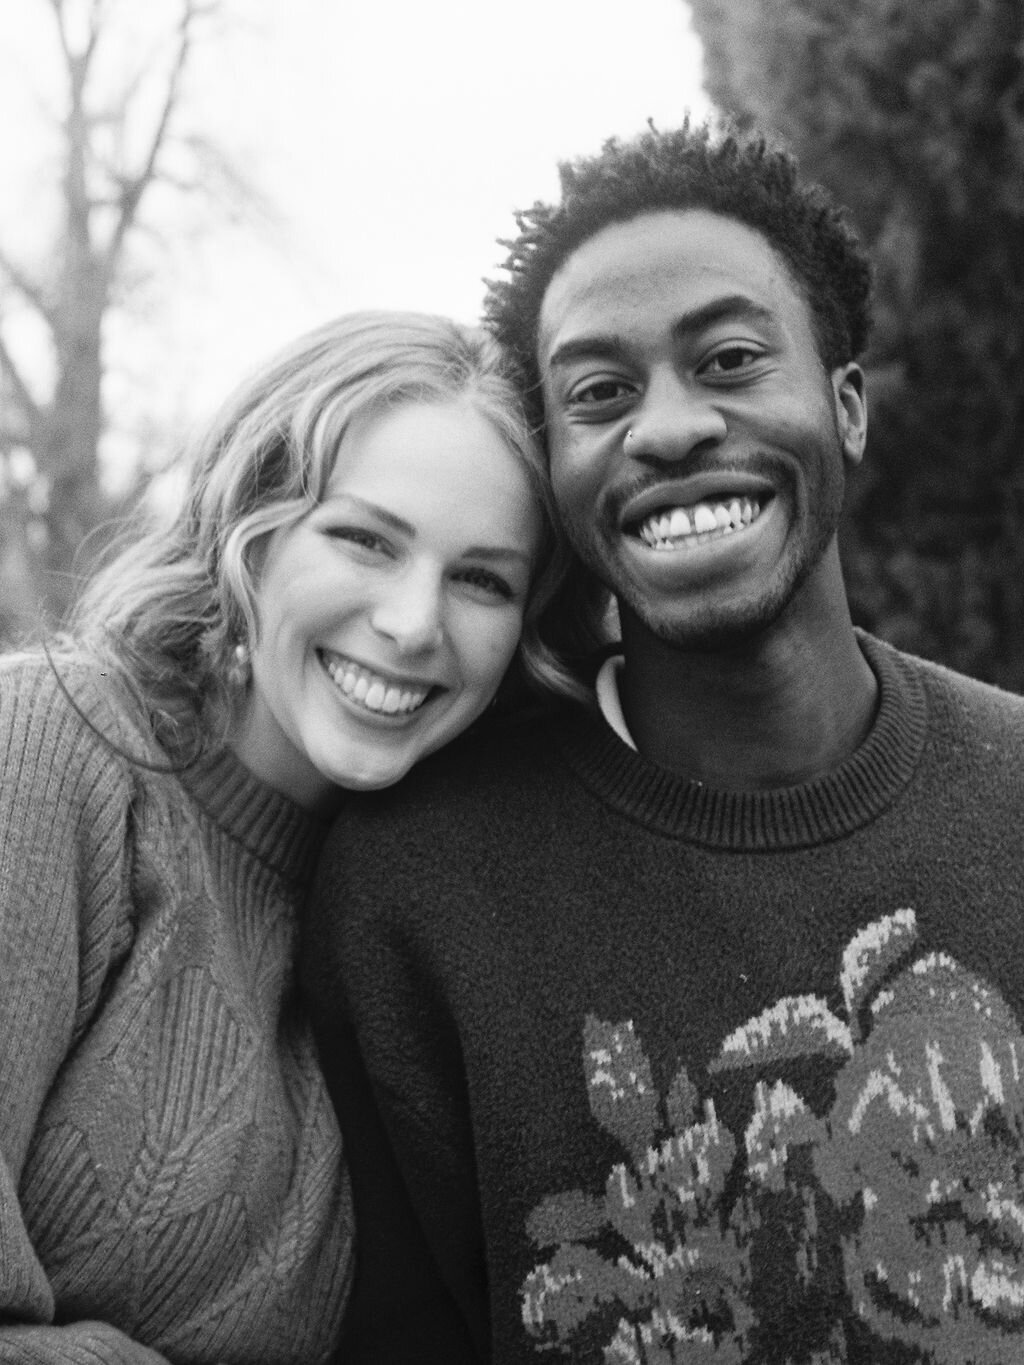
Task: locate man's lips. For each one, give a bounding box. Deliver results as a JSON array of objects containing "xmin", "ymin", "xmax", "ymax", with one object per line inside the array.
[
  {"xmin": 613, "ymin": 473, "xmax": 778, "ymax": 552},
  {"xmin": 618, "ymin": 472, "xmax": 777, "ymax": 532},
  {"xmin": 635, "ymin": 495, "xmax": 764, "ymax": 548}
]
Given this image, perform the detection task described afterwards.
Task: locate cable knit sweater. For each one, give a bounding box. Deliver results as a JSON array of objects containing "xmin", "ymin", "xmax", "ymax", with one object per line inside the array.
[
  {"xmin": 0, "ymin": 658, "xmax": 352, "ymax": 1364},
  {"xmin": 305, "ymin": 633, "xmax": 1024, "ymax": 1365}
]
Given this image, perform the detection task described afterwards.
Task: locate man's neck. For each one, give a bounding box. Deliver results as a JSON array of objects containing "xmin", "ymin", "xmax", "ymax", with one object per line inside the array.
[{"xmin": 617, "ymin": 603, "xmax": 878, "ymax": 791}]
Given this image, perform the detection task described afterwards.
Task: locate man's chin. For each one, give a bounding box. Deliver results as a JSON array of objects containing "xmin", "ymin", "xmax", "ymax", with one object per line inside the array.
[{"xmin": 622, "ymin": 582, "xmax": 795, "ymax": 654}]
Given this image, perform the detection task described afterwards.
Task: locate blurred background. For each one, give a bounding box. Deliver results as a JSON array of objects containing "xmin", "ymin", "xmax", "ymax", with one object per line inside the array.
[{"xmin": 1, "ymin": 0, "xmax": 1023, "ymax": 687}]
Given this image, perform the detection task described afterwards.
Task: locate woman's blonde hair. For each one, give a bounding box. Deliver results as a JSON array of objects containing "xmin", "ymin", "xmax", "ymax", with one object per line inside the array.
[{"xmin": 68, "ymin": 310, "xmax": 591, "ymax": 762}]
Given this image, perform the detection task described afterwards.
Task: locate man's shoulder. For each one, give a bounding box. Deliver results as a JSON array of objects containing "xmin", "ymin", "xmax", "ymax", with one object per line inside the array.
[
  {"xmin": 350, "ymin": 700, "xmax": 587, "ymax": 824},
  {"xmin": 315, "ymin": 701, "xmax": 595, "ymax": 909},
  {"xmin": 883, "ymin": 636, "xmax": 1024, "ymax": 707},
  {"xmin": 873, "ymin": 633, "xmax": 1024, "ymax": 743}
]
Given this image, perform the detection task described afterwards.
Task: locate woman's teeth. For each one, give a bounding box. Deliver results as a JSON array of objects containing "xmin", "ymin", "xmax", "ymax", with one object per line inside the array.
[
  {"xmin": 323, "ymin": 655, "xmax": 430, "ymax": 715},
  {"xmin": 637, "ymin": 497, "xmax": 762, "ymax": 550}
]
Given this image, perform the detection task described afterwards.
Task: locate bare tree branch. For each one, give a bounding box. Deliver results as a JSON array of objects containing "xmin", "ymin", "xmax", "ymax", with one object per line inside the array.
[
  {"xmin": 0, "ymin": 246, "xmax": 53, "ymax": 325},
  {"xmin": 103, "ymin": 0, "xmax": 204, "ymax": 270},
  {"xmin": 177, "ymin": 133, "xmax": 282, "ymax": 227},
  {"xmin": 48, "ymin": 0, "xmax": 103, "ymax": 70},
  {"xmin": 47, "ymin": 0, "xmax": 68, "ymax": 58},
  {"xmin": 0, "ymin": 328, "xmax": 42, "ymax": 428},
  {"xmin": 53, "ymin": 0, "xmax": 101, "ymax": 271},
  {"xmin": 0, "ymin": 0, "xmax": 251, "ymax": 628}
]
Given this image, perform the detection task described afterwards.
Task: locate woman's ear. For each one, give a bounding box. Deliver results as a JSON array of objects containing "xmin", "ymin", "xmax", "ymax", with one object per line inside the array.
[{"xmin": 832, "ymin": 363, "xmax": 868, "ymax": 467}]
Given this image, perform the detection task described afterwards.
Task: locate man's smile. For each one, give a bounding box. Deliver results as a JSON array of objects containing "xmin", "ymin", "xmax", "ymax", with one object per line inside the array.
[
  {"xmin": 633, "ymin": 495, "xmax": 764, "ymax": 549},
  {"xmin": 616, "ymin": 470, "xmax": 777, "ymax": 556}
]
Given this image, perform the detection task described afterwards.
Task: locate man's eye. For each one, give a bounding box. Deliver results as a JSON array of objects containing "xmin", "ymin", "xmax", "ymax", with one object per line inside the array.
[
  {"xmin": 702, "ymin": 345, "xmax": 761, "ymax": 376},
  {"xmin": 569, "ymin": 377, "xmax": 634, "ymax": 406}
]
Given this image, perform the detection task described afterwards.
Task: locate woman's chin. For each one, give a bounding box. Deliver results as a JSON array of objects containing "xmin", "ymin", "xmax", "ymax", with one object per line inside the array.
[{"xmin": 331, "ymin": 753, "xmax": 419, "ymax": 794}]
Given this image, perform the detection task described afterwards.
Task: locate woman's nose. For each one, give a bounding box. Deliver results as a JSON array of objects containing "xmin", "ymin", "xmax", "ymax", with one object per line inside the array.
[{"xmin": 369, "ymin": 567, "xmax": 445, "ymax": 654}]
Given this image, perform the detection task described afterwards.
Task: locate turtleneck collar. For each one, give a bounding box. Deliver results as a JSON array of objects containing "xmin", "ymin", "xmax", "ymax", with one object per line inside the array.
[{"xmin": 563, "ymin": 631, "xmax": 927, "ymax": 851}]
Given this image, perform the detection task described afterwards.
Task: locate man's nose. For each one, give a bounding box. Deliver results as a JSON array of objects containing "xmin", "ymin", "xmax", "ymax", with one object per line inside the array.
[
  {"xmin": 369, "ymin": 566, "xmax": 445, "ymax": 654},
  {"xmin": 626, "ymin": 373, "xmax": 727, "ymax": 464}
]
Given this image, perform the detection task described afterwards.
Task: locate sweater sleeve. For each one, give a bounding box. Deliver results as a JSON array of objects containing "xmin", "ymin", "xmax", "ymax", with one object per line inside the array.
[
  {"xmin": 303, "ymin": 811, "xmax": 484, "ymax": 1365},
  {"xmin": 0, "ymin": 663, "xmax": 169, "ymax": 1365}
]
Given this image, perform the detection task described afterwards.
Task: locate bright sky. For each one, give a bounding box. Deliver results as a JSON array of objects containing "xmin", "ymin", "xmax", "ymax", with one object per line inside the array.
[{"xmin": 0, "ymin": 0, "xmax": 711, "ymax": 479}]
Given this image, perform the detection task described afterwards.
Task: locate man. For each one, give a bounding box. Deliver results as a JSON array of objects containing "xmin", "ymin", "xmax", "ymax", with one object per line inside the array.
[{"xmin": 305, "ymin": 124, "xmax": 1024, "ymax": 1364}]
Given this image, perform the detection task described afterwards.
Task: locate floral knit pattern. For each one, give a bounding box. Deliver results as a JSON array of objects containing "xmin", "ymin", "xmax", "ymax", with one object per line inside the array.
[{"xmin": 521, "ymin": 911, "xmax": 1024, "ymax": 1364}]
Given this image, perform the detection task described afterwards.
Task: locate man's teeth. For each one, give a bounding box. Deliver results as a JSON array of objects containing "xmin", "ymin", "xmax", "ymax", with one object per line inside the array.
[
  {"xmin": 637, "ymin": 497, "xmax": 762, "ymax": 549},
  {"xmin": 323, "ymin": 655, "xmax": 430, "ymax": 715}
]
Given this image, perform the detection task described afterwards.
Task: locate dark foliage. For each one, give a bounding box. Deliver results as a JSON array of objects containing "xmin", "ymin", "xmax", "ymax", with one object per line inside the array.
[{"xmin": 689, "ymin": 0, "xmax": 1024, "ymax": 688}]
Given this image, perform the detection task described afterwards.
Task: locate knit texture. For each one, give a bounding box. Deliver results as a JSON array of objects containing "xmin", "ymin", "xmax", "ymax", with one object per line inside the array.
[
  {"xmin": 305, "ymin": 633, "xmax": 1024, "ymax": 1365},
  {"xmin": 0, "ymin": 658, "xmax": 352, "ymax": 1364}
]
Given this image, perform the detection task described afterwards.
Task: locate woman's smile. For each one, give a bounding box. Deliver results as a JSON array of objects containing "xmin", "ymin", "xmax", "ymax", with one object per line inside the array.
[
  {"xmin": 234, "ymin": 398, "xmax": 542, "ymax": 801},
  {"xmin": 318, "ymin": 648, "xmax": 436, "ymax": 718}
]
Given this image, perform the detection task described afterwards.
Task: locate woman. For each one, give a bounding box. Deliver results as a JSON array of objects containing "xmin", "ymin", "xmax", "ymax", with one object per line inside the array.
[{"xmin": 0, "ymin": 311, "xmax": 581, "ymax": 1363}]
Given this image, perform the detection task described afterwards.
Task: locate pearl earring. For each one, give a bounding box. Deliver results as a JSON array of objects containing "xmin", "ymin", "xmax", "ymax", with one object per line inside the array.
[{"xmin": 227, "ymin": 640, "xmax": 251, "ymax": 687}]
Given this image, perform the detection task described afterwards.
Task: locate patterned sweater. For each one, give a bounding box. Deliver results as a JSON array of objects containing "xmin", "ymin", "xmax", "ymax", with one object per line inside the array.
[
  {"xmin": 304, "ymin": 633, "xmax": 1024, "ymax": 1365},
  {"xmin": 0, "ymin": 659, "xmax": 352, "ymax": 1364}
]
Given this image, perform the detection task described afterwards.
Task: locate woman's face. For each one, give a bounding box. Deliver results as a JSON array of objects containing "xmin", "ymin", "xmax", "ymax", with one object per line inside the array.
[{"xmin": 231, "ymin": 398, "xmax": 542, "ymax": 807}]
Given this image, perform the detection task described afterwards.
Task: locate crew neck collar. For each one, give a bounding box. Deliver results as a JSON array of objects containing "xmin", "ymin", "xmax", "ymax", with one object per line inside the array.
[
  {"xmin": 567, "ymin": 632, "xmax": 926, "ymax": 850},
  {"xmin": 180, "ymin": 744, "xmax": 342, "ymax": 884}
]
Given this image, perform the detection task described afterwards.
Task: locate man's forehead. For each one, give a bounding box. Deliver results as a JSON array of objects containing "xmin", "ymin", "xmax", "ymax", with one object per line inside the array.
[{"xmin": 536, "ymin": 208, "xmax": 804, "ymax": 367}]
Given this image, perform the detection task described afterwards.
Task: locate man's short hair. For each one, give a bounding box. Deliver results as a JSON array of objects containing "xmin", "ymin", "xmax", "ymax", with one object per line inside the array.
[{"xmin": 484, "ymin": 120, "xmax": 874, "ymax": 429}]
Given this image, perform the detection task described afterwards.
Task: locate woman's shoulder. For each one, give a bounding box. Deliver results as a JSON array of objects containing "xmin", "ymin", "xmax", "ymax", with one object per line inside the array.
[
  {"xmin": 0, "ymin": 650, "xmax": 80, "ymax": 731},
  {"xmin": 0, "ymin": 655, "xmax": 148, "ymax": 1067},
  {"xmin": 0, "ymin": 650, "xmax": 137, "ymax": 807}
]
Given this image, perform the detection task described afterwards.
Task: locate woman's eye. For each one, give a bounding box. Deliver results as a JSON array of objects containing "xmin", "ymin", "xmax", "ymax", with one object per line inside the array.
[
  {"xmin": 454, "ymin": 567, "xmax": 515, "ymax": 601},
  {"xmin": 326, "ymin": 526, "xmax": 388, "ymax": 553},
  {"xmin": 702, "ymin": 345, "xmax": 762, "ymax": 377}
]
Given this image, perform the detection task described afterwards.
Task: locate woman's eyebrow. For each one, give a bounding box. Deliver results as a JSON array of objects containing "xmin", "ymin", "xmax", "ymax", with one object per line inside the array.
[
  {"xmin": 462, "ymin": 544, "xmax": 534, "ymax": 564},
  {"xmin": 325, "ymin": 498, "xmax": 532, "ymax": 564},
  {"xmin": 324, "ymin": 494, "xmax": 414, "ymax": 536}
]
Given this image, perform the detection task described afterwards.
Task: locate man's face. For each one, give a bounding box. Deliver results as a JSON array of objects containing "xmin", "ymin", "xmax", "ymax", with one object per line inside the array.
[{"xmin": 537, "ymin": 209, "xmax": 866, "ymax": 650}]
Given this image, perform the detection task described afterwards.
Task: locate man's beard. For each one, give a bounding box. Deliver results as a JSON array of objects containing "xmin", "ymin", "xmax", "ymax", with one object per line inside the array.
[{"xmin": 564, "ymin": 432, "xmax": 848, "ymax": 653}]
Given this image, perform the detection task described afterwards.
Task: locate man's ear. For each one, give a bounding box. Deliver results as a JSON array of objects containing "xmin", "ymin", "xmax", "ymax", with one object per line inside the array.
[{"xmin": 832, "ymin": 363, "xmax": 867, "ymax": 467}]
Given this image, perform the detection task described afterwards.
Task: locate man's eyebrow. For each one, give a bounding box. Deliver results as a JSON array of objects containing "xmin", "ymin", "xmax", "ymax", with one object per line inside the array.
[
  {"xmin": 546, "ymin": 334, "xmax": 629, "ymax": 369},
  {"xmin": 672, "ymin": 296, "xmax": 777, "ymax": 339},
  {"xmin": 546, "ymin": 295, "xmax": 779, "ymax": 369}
]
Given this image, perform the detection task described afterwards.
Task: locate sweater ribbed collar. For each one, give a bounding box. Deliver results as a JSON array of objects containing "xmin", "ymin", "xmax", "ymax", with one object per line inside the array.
[
  {"xmin": 180, "ymin": 745, "xmax": 341, "ymax": 885},
  {"xmin": 559, "ymin": 632, "xmax": 927, "ymax": 850}
]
